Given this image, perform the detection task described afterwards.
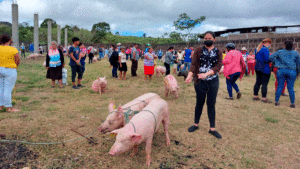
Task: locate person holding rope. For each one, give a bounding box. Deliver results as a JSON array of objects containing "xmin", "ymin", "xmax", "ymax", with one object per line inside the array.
[
  {"xmin": 185, "ymin": 31, "xmax": 223, "ymax": 139},
  {"xmin": 0, "ymin": 34, "xmax": 20, "ymax": 112}
]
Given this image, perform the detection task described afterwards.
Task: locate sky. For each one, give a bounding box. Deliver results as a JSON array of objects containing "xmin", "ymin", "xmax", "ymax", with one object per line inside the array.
[{"xmin": 0, "ymin": 0, "xmax": 300, "ymax": 37}]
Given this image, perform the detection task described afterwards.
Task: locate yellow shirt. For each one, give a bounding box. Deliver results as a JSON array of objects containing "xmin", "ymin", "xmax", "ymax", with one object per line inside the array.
[
  {"xmin": 0, "ymin": 46, "xmax": 18, "ymax": 68},
  {"xmin": 223, "ymin": 53, "xmax": 226, "ymax": 60}
]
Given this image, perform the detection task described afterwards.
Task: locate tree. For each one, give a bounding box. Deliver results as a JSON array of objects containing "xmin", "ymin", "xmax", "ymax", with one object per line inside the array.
[
  {"xmin": 115, "ymin": 31, "xmax": 120, "ymax": 35},
  {"xmin": 173, "ymin": 13, "xmax": 205, "ymax": 42},
  {"xmin": 169, "ymin": 31, "xmax": 182, "ymax": 41},
  {"xmin": 40, "ymin": 18, "xmax": 57, "ymax": 28},
  {"xmin": 91, "ymin": 22, "xmax": 110, "ymax": 43},
  {"xmin": 143, "ymin": 33, "xmax": 146, "ymax": 38}
]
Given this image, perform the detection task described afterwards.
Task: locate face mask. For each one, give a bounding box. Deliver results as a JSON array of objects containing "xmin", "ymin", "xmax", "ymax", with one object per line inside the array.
[{"xmin": 204, "ymin": 40, "xmax": 214, "ymax": 47}]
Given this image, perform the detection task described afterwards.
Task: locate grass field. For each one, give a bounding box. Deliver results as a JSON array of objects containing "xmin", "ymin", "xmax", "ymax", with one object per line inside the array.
[{"xmin": 0, "ymin": 54, "xmax": 300, "ymax": 169}]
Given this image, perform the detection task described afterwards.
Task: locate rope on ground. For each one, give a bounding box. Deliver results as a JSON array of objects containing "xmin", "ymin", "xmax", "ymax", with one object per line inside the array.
[{"xmin": 0, "ymin": 128, "xmax": 98, "ymax": 145}]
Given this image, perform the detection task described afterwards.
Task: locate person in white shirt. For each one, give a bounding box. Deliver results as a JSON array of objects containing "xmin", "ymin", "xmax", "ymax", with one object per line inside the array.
[{"xmin": 118, "ymin": 46, "xmax": 127, "ymax": 80}]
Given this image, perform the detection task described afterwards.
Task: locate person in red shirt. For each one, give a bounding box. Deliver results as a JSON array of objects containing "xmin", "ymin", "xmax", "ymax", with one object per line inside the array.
[{"xmin": 247, "ymin": 51, "xmax": 255, "ymax": 76}]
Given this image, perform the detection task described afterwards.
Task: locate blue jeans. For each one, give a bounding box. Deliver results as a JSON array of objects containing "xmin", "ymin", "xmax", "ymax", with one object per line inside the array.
[
  {"xmin": 275, "ymin": 69, "xmax": 297, "ymax": 104},
  {"xmin": 112, "ymin": 66, "xmax": 118, "ymax": 78},
  {"xmin": 182, "ymin": 62, "xmax": 191, "ymax": 71},
  {"xmin": 226, "ymin": 72, "xmax": 240, "ymax": 97},
  {"xmin": 177, "ymin": 62, "xmax": 182, "ymax": 72},
  {"xmin": 99, "ymin": 52, "xmax": 104, "ymax": 59},
  {"xmin": 0, "ymin": 67, "xmax": 17, "ymax": 107}
]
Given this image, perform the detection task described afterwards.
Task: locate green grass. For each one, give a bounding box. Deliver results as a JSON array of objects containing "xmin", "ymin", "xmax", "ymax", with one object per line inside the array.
[
  {"xmin": 15, "ymin": 96, "xmax": 30, "ymax": 102},
  {"xmin": 265, "ymin": 117, "xmax": 279, "ymax": 123}
]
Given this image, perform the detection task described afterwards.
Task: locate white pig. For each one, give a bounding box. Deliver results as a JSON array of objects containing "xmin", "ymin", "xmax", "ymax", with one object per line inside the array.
[
  {"xmin": 93, "ymin": 57, "xmax": 98, "ymax": 63},
  {"xmin": 109, "ymin": 98, "xmax": 170, "ymax": 166},
  {"xmin": 155, "ymin": 66, "xmax": 166, "ymax": 77},
  {"xmin": 164, "ymin": 75, "xmax": 179, "ymax": 98},
  {"xmin": 92, "ymin": 76, "xmax": 107, "ymax": 95},
  {"xmin": 98, "ymin": 93, "xmax": 160, "ymax": 133}
]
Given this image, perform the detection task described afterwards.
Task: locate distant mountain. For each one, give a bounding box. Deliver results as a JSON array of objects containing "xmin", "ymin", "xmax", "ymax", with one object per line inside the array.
[{"xmin": 0, "ymin": 22, "xmax": 12, "ymax": 27}]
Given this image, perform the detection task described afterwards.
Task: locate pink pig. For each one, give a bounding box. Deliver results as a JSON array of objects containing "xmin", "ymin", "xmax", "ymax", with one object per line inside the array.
[
  {"xmin": 98, "ymin": 93, "xmax": 160, "ymax": 133},
  {"xmin": 155, "ymin": 66, "xmax": 166, "ymax": 77},
  {"xmin": 164, "ymin": 75, "xmax": 179, "ymax": 98},
  {"xmin": 109, "ymin": 98, "xmax": 170, "ymax": 166},
  {"xmin": 92, "ymin": 76, "xmax": 107, "ymax": 95},
  {"xmin": 93, "ymin": 57, "xmax": 98, "ymax": 63}
]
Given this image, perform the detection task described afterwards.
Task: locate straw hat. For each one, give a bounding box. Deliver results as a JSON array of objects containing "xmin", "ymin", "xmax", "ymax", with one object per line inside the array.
[{"xmin": 241, "ymin": 47, "xmax": 247, "ymax": 51}]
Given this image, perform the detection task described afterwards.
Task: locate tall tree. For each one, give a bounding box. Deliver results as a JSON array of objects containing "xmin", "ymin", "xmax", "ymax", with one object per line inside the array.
[
  {"xmin": 91, "ymin": 22, "xmax": 110, "ymax": 43},
  {"xmin": 115, "ymin": 31, "xmax": 120, "ymax": 35},
  {"xmin": 143, "ymin": 33, "xmax": 146, "ymax": 38},
  {"xmin": 173, "ymin": 13, "xmax": 205, "ymax": 42},
  {"xmin": 40, "ymin": 18, "xmax": 57, "ymax": 28}
]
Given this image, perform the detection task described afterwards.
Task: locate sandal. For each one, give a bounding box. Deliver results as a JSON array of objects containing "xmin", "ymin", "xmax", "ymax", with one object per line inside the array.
[
  {"xmin": 261, "ymin": 99, "xmax": 272, "ymax": 103},
  {"xmin": 60, "ymin": 86, "xmax": 64, "ymax": 88},
  {"xmin": 237, "ymin": 92, "xmax": 242, "ymax": 99},
  {"xmin": 225, "ymin": 97, "xmax": 234, "ymax": 100},
  {"xmin": 6, "ymin": 108, "xmax": 20, "ymax": 112},
  {"xmin": 253, "ymin": 97, "xmax": 260, "ymax": 101},
  {"xmin": 51, "ymin": 86, "xmax": 55, "ymax": 88}
]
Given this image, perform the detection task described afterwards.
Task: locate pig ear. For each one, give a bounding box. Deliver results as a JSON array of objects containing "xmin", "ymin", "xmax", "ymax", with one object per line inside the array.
[
  {"xmin": 110, "ymin": 129, "xmax": 121, "ymax": 136},
  {"xmin": 117, "ymin": 105, "xmax": 123, "ymax": 113},
  {"xmin": 97, "ymin": 76, "xmax": 100, "ymax": 80},
  {"xmin": 177, "ymin": 86, "xmax": 180, "ymax": 89},
  {"xmin": 104, "ymin": 76, "xmax": 106, "ymax": 79},
  {"xmin": 130, "ymin": 133, "xmax": 142, "ymax": 142},
  {"xmin": 109, "ymin": 101, "xmax": 114, "ymax": 112}
]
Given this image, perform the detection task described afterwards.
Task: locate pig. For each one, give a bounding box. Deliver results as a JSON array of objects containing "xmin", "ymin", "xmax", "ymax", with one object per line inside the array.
[
  {"xmin": 98, "ymin": 93, "xmax": 160, "ymax": 133},
  {"xmin": 28, "ymin": 53, "xmax": 44, "ymax": 60},
  {"xmin": 93, "ymin": 57, "xmax": 98, "ymax": 63},
  {"xmin": 109, "ymin": 98, "xmax": 170, "ymax": 166},
  {"xmin": 177, "ymin": 70, "xmax": 188, "ymax": 80},
  {"xmin": 155, "ymin": 66, "xmax": 166, "ymax": 77},
  {"xmin": 164, "ymin": 75, "xmax": 179, "ymax": 98},
  {"xmin": 92, "ymin": 76, "xmax": 107, "ymax": 95}
]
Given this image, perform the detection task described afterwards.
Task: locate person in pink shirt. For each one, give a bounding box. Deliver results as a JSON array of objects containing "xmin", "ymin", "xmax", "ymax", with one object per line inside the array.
[
  {"xmin": 247, "ymin": 51, "xmax": 255, "ymax": 76},
  {"xmin": 222, "ymin": 43, "xmax": 246, "ymax": 100}
]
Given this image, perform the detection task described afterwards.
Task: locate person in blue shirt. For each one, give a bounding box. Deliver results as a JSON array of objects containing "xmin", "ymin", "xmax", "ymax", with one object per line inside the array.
[
  {"xmin": 117, "ymin": 43, "xmax": 121, "ymax": 54},
  {"xmin": 69, "ymin": 37, "xmax": 83, "ymax": 89},
  {"xmin": 253, "ymin": 38, "xmax": 272, "ymax": 103},
  {"xmin": 157, "ymin": 49, "xmax": 163, "ymax": 60},
  {"xmin": 99, "ymin": 46, "xmax": 104, "ymax": 60},
  {"xmin": 29, "ymin": 43, "xmax": 34, "ymax": 53},
  {"xmin": 20, "ymin": 43, "xmax": 26, "ymax": 58},
  {"xmin": 269, "ymin": 40, "xmax": 300, "ymax": 108},
  {"xmin": 182, "ymin": 47, "xmax": 194, "ymax": 71}
]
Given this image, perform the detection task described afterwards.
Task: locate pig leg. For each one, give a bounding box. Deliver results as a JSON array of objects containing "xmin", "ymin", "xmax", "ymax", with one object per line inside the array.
[
  {"xmin": 162, "ymin": 116, "xmax": 171, "ymax": 146},
  {"xmin": 102, "ymin": 87, "xmax": 106, "ymax": 93},
  {"xmin": 130, "ymin": 144, "xmax": 139, "ymax": 157},
  {"xmin": 145, "ymin": 138, "xmax": 153, "ymax": 166},
  {"xmin": 98, "ymin": 86, "xmax": 101, "ymax": 95},
  {"xmin": 165, "ymin": 85, "xmax": 169, "ymax": 97}
]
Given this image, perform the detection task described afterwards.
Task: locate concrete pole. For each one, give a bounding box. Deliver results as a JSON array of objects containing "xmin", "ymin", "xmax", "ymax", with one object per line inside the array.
[
  {"xmin": 12, "ymin": 3, "xmax": 19, "ymax": 50},
  {"xmin": 64, "ymin": 28, "xmax": 67, "ymax": 48},
  {"xmin": 57, "ymin": 25, "xmax": 61, "ymax": 45},
  {"xmin": 34, "ymin": 13, "xmax": 39, "ymax": 54},
  {"xmin": 47, "ymin": 21, "xmax": 52, "ymax": 51}
]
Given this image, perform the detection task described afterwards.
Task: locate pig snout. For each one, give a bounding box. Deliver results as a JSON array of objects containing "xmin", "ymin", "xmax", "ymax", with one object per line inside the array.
[{"xmin": 98, "ymin": 124, "xmax": 109, "ymax": 133}]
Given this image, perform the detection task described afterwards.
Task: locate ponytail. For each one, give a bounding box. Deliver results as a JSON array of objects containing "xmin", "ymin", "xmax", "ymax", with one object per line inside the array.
[{"xmin": 256, "ymin": 38, "xmax": 272, "ymax": 54}]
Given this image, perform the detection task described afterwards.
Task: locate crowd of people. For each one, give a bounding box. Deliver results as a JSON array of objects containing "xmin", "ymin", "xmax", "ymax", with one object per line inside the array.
[{"xmin": 1, "ymin": 31, "xmax": 300, "ymax": 139}]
